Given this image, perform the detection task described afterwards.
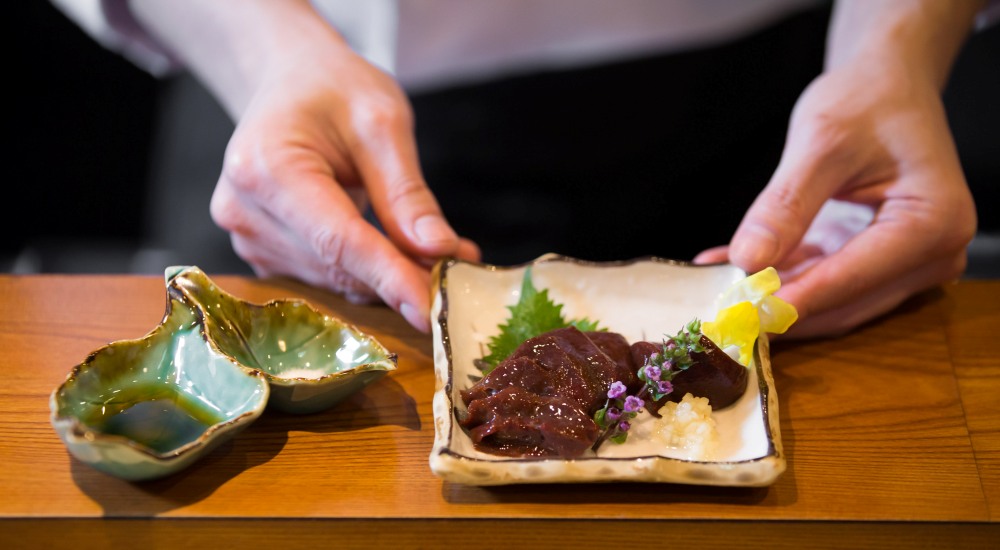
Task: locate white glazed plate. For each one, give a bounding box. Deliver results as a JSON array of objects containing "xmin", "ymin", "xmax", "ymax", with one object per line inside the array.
[{"xmin": 429, "ymin": 254, "xmax": 786, "ymax": 486}]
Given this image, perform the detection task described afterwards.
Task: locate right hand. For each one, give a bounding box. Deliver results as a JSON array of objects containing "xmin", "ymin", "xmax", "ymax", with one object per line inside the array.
[
  {"xmin": 208, "ymin": 25, "xmax": 479, "ymax": 332},
  {"xmin": 695, "ymin": 61, "xmax": 975, "ymax": 339}
]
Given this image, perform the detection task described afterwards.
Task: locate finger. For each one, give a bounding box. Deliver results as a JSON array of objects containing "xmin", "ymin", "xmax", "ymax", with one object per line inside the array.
[
  {"xmin": 773, "ymin": 243, "xmax": 826, "ymax": 282},
  {"xmin": 347, "ymin": 99, "xmax": 462, "ymax": 260},
  {"xmin": 729, "ymin": 139, "xmax": 856, "ymax": 274},
  {"xmin": 226, "ymin": 213, "xmax": 379, "ymax": 301},
  {"xmin": 241, "ymin": 155, "xmax": 434, "ymax": 332},
  {"xmin": 213, "ymin": 181, "xmax": 381, "ymax": 301},
  {"xmin": 410, "ymin": 236, "xmax": 482, "ymax": 269},
  {"xmin": 455, "ymin": 238, "xmax": 482, "ymax": 262},
  {"xmin": 693, "ymin": 246, "xmax": 729, "ymax": 265},
  {"xmin": 694, "ymin": 240, "xmax": 825, "ymax": 270},
  {"xmin": 776, "ymin": 209, "xmax": 967, "ymax": 325},
  {"xmin": 293, "ymin": 199, "xmax": 433, "ymax": 330},
  {"xmin": 232, "ymin": 232, "xmax": 380, "ymax": 303},
  {"xmin": 779, "ymin": 252, "xmax": 964, "ymax": 340}
]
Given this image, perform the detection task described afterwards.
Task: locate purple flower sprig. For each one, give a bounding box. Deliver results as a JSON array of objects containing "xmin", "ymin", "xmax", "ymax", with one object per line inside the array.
[
  {"xmin": 592, "ymin": 381, "xmax": 644, "ymax": 450},
  {"xmin": 638, "ymin": 362, "xmax": 675, "ymax": 403},
  {"xmin": 591, "ymin": 318, "xmax": 706, "ymax": 452},
  {"xmin": 641, "ymin": 317, "xmax": 705, "ymax": 399}
]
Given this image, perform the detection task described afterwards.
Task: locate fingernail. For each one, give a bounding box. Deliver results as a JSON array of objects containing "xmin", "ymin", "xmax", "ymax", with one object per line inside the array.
[
  {"xmin": 413, "ymin": 215, "xmax": 457, "ymax": 247},
  {"xmin": 732, "ymin": 224, "xmax": 778, "ymax": 269},
  {"xmin": 400, "ymin": 302, "xmax": 430, "ymax": 333}
]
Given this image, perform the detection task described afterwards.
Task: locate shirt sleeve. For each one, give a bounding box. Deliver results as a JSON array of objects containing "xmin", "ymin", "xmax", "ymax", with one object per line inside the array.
[
  {"xmin": 49, "ymin": 0, "xmax": 182, "ymax": 77},
  {"xmin": 976, "ymin": 0, "xmax": 1000, "ymax": 30}
]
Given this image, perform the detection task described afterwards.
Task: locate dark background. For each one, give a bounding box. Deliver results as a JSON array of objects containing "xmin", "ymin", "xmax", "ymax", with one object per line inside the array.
[
  {"xmin": 8, "ymin": 1, "xmax": 245, "ymax": 275},
  {"xmin": 7, "ymin": 2, "xmax": 998, "ymax": 276}
]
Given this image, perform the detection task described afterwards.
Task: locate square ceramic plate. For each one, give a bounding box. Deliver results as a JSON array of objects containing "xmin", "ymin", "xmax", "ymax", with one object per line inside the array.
[{"xmin": 429, "ymin": 254, "xmax": 785, "ymax": 486}]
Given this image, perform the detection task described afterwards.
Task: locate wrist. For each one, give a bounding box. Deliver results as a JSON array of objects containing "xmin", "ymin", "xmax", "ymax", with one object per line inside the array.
[
  {"xmin": 826, "ymin": 0, "xmax": 983, "ymax": 92},
  {"xmin": 248, "ymin": 2, "xmax": 353, "ymax": 86},
  {"xmin": 130, "ymin": 0, "xmax": 351, "ymax": 119},
  {"xmin": 209, "ymin": 0, "xmax": 354, "ymax": 119}
]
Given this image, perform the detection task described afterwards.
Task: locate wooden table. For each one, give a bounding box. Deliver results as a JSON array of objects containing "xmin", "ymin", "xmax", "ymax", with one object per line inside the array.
[{"xmin": 1, "ymin": 274, "xmax": 997, "ymax": 549}]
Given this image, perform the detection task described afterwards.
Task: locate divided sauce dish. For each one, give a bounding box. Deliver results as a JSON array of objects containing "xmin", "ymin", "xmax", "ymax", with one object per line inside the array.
[{"xmin": 50, "ymin": 266, "xmax": 397, "ymax": 481}]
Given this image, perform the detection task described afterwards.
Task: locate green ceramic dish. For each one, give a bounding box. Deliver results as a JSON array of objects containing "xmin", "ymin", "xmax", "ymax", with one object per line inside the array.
[
  {"xmin": 50, "ymin": 266, "xmax": 397, "ymax": 481},
  {"xmin": 166, "ymin": 266, "xmax": 398, "ymax": 414},
  {"xmin": 50, "ymin": 294, "xmax": 270, "ymax": 481}
]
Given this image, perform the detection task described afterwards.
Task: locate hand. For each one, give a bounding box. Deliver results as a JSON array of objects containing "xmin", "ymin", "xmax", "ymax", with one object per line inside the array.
[
  {"xmin": 696, "ymin": 62, "xmax": 976, "ymax": 339},
  {"xmin": 128, "ymin": 0, "xmax": 479, "ymax": 332},
  {"xmin": 206, "ymin": 20, "xmax": 478, "ymax": 332}
]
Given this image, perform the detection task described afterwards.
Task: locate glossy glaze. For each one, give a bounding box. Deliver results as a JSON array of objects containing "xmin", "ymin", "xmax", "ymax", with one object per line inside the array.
[
  {"xmin": 166, "ymin": 266, "xmax": 397, "ymax": 413},
  {"xmin": 50, "ymin": 295, "xmax": 270, "ymax": 481},
  {"xmin": 50, "ymin": 265, "xmax": 397, "ymax": 480}
]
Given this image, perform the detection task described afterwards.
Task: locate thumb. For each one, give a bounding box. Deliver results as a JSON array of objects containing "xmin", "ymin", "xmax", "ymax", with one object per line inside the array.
[{"xmin": 730, "ymin": 140, "xmax": 847, "ymax": 274}]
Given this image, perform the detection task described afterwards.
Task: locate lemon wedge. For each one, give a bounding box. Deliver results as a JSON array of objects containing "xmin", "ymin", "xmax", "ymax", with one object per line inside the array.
[{"xmin": 701, "ymin": 267, "xmax": 797, "ymax": 366}]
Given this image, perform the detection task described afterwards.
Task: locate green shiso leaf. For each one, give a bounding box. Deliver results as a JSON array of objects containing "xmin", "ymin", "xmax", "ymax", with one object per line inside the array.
[{"xmin": 479, "ymin": 267, "xmax": 603, "ymax": 373}]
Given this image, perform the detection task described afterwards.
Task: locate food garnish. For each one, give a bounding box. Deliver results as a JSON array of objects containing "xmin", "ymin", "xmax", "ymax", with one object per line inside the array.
[
  {"xmin": 655, "ymin": 394, "xmax": 719, "ymax": 460},
  {"xmin": 702, "ymin": 266, "xmax": 797, "ymax": 366},
  {"xmin": 592, "ymin": 319, "xmax": 704, "ymax": 449},
  {"xmin": 477, "ymin": 267, "xmax": 601, "ymax": 374}
]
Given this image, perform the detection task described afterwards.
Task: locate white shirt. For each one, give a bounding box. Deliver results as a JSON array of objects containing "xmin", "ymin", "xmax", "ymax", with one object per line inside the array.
[{"xmin": 50, "ymin": 0, "xmax": 999, "ymax": 93}]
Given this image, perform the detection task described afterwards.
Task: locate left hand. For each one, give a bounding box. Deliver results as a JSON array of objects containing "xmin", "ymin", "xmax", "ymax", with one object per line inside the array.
[{"xmin": 695, "ymin": 61, "xmax": 977, "ymax": 339}]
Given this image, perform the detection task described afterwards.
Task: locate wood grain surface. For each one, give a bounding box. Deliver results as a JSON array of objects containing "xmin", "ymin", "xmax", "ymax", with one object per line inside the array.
[{"xmin": 0, "ymin": 274, "xmax": 997, "ymax": 548}]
